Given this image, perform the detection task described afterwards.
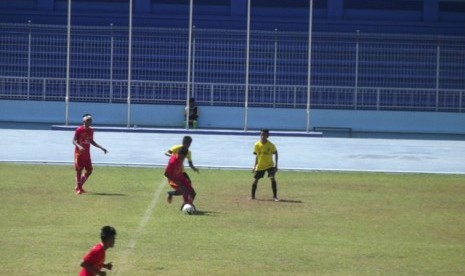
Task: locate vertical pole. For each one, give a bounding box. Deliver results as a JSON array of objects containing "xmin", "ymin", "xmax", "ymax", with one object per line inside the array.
[
  {"xmin": 126, "ymin": 0, "xmax": 133, "ymax": 128},
  {"xmin": 435, "ymin": 37, "xmax": 440, "ymax": 112},
  {"xmin": 27, "ymin": 20, "xmax": 32, "ymax": 100},
  {"xmin": 109, "ymin": 23, "xmax": 114, "ymax": 104},
  {"xmin": 65, "ymin": 0, "xmax": 72, "ymax": 126},
  {"xmin": 185, "ymin": 0, "xmax": 194, "ymax": 129},
  {"xmin": 273, "ymin": 28, "xmax": 278, "ymax": 108},
  {"xmin": 210, "ymin": 84, "xmax": 214, "ymax": 106},
  {"xmin": 354, "ymin": 30, "xmax": 360, "ymax": 111},
  {"xmin": 244, "ymin": 0, "xmax": 251, "ymax": 131},
  {"xmin": 459, "ymin": 90, "xmax": 463, "ymax": 113},
  {"xmin": 192, "ymin": 25, "xmax": 196, "ymax": 99},
  {"xmin": 306, "ymin": 0, "xmax": 313, "ymax": 132}
]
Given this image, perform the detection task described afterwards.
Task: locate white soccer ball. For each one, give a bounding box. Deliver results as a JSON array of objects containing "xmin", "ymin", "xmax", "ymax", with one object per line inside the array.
[{"xmin": 182, "ymin": 204, "xmax": 195, "ymax": 215}]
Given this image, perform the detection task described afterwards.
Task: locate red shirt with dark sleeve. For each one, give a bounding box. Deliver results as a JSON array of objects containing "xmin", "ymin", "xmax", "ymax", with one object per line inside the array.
[{"xmin": 79, "ymin": 243, "xmax": 105, "ymax": 276}]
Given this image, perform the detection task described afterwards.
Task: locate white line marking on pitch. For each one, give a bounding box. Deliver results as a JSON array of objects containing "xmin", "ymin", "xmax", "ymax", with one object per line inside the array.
[{"xmin": 115, "ymin": 178, "xmax": 165, "ymax": 275}]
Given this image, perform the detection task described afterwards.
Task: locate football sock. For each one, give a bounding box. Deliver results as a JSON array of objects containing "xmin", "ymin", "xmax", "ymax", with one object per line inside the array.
[
  {"xmin": 251, "ymin": 183, "xmax": 257, "ymax": 198},
  {"xmin": 167, "ymin": 190, "xmax": 182, "ymax": 197},
  {"xmin": 187, "ymin": 194, "xmax": 194, "ymax": 204},
  {"xmin": 167, "ymin": 191, "xmax": 179, "ymax": 197},
  {"xmin": 271, "ymin": 180, "xmax": 278, "ymax": 198},
  {"xmin": 80, "ymin": 172, "xmax": 91, "ymax": 187},
  {"xmin": 80, "ymin": 175, "xmax": 87, "ymax": 186},
  {"xmin": 182, "ymin": 193, "xmax": 189, "ymax": 204},
  {"xmin": 75, "ymin": 171, "xmax": 83, "ymax": 189}
]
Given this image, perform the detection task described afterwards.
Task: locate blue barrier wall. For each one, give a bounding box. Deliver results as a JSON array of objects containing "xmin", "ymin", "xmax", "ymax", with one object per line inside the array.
[{"xmin": 2, "ymin": 100, "xmax": 464, "ymax": 134}]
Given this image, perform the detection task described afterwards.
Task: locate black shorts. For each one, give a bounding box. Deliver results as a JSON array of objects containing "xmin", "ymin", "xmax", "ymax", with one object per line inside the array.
[{"xmin": 254, "ymin": 167, "xmax": 276, "ymax": 179}]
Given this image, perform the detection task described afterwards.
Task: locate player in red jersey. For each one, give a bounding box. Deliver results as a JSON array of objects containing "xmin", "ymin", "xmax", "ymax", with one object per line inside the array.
[
  {"xmin": 164, "ymin": 146, "xmax": 196, "ymax": 211},
  {"xmin": 79, "ymin": 225, "xmax": 116, "ymax": 276},
  {"xmin": 73, "ymin": 114, "xmax": 108, "ymax": 195}
]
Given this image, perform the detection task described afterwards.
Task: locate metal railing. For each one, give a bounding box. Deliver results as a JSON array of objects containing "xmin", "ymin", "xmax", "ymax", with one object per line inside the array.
[
  {"xmin": 1, "ymin": 76, "xmax": 463, "ymax": 112},
  {"xmin": 1, "ymin": 23, "xmax": 465, "ymax": 112}
]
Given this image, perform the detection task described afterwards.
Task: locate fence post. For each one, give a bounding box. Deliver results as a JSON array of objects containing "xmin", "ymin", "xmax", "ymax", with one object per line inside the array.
[
  {"xmin": 27, "ymin": 20, "xmax": 32, "ymax": 100},
  {"xmin": 273, "ymin": 28, "xmax": 278, "ymax": 108},
  {"xmin": 42, "ymin": 79, "xmax": 46, "ymax": 101},
  {"xmin": 354, "ymin": 30, "xmax": 360, "ymax": 110},
  {"xmin": 192, "ymin": 25, "xmax": 196, "ymax": 99},
  {"xmin": 460, "ymin": 90, "xmax": 463, "ymax": 113},
  {"xmin": 109, "ymin": 23, "xmax": 114, "ymax": 103},
  {"xmin": 210, "ymin": 84, "xmax": 214, "ymax": 106},
  {"xmin": 376, "ymin": 88, "xmax": 380, "ymax": 111},
  {"xmin": 435, "ymin": 37, "xmax": 440, "ymax": 112},
  {"xmin": 294, "ymin": 86, "xmax": 297, "ymax": 108}
]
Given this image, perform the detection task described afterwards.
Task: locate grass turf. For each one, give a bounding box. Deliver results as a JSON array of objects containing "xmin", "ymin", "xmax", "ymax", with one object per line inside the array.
[{"xmin": 0, "ymin": 163, "xmax": 464, "ymax": 275}]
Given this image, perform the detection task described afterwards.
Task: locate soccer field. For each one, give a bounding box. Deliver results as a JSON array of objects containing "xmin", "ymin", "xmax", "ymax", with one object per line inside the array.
[{"xmin": 1, "ymin": 163, "xmax": 465, "ymax": 275}]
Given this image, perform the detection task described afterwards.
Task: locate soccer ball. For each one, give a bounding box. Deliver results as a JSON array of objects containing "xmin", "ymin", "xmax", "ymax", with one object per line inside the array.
[{"xmin": 182, "ymin": 204, "xmax": 195, "ymax": 215}]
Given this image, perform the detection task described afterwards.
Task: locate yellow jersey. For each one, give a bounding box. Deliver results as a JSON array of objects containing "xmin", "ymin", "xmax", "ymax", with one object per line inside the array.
[
  {"xmin": 253, "ymin": 140, "xmax": 277, "ymax": 171},
  {"xmin": 169, "ymin": 145, "xmax": 192, "ymax": 162}
]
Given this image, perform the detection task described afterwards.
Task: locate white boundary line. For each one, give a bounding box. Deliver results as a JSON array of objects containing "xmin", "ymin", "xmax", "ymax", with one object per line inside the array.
[
  {"xmin": 114, "ymin": 177, "xmax": 166, "ymax": 275},
  {"xmin": 1, "ymin": 160, "xmax": 465, "ymax": 175}
]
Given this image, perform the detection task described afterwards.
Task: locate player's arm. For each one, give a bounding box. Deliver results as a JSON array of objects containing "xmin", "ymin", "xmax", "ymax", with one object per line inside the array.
[
  {"xmin": 188, "ymin": 160, "xmax": 199, "ymax": 173},
  {"xmin": 72, "ymin": 136, "xmax": 84, "ymax": 152},
  {"xmin": 80, "ymin": 260, "xmax": 106, "ymax": 276},
  {"xmin": 274, "ymin": 150, "xmax": 279, "ymax": 172},
  {"xmin": 252, "ymin": 153, "xmax": 258, "ymax": 172},
  {"xmin": 103, "ymin": 262, "xmax": 113, "ymax": 270},
  {"xmin": 90, "ymin": 140, "xmax": 108, "ymax": 154}
]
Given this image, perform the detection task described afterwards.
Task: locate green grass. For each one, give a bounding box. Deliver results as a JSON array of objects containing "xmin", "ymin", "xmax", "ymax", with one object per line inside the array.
[{"xmin": 1, "ymin": 163, "xmax": 465, "ymax": 275}]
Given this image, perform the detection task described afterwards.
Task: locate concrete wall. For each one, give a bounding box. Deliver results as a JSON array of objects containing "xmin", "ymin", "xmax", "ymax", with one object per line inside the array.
[{"xmin": 1, "ymin": 100, "xmax": 464, "ymax": 134}]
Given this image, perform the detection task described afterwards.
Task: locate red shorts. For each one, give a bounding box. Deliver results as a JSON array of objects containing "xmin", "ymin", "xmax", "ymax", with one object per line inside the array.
[
  {"xmin": 168, "ymin": 177, "xmax": 193, "ymax": 192},
  {"xmin": 75, "ymin": 153, "xmax": 93, "ymax": 172}
]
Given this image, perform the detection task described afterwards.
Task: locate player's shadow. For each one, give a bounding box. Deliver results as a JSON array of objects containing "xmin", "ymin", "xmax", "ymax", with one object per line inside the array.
[
  {"xmin": 88, "ymin": 192, "xmax": 127, "ymax": 196},
  {"xmin": 193, "ymin": 210, "xmax": 220, "ymax": 216},
  {"xmin": 257, "ymin": 199, "xmax": 303, "ymax": 203}
]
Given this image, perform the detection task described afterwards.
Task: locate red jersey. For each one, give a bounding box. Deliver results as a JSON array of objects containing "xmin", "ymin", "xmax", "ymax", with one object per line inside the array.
[
  {"xmin": 79, "ymin": 243, "xmax": 105, "ymax": 276},
  {"xmin": 74, "ymin": 126, "xmax": 94, "ymax": 158},
  {"xmin": 165, "ymin": 154, "xmax": 184, "ymax": 181}
]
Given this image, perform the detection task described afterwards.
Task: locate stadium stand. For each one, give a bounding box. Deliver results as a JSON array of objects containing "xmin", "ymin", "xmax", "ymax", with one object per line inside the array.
[{"xmin": 0, "ymin": 1, "xmax": 464, "ymax": 112}]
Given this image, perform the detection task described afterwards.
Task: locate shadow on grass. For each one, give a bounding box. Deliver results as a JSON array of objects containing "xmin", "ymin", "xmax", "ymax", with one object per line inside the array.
[
  {"xmin": 87, "ymin": 192, "xmax": 127, "ymax": 196},
  {"xmin": 192, "ymin": 210, "xmax": 220, "ymax": 216},
  {"xmin": 256, "ymin": 198, "xmax": 303, "ymax": 203}
]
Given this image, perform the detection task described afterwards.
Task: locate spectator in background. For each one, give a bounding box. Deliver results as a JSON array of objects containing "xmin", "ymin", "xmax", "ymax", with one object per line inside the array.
[{"xmin": 185, "ymin": 98, "xmax": 199, "ymax": 128}]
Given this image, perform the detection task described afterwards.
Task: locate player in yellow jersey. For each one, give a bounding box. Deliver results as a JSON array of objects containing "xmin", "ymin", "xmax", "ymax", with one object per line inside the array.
[
  {"xmin": 251, "ymin": 129, "xmax": 279, "ymax": 201},
  {"xmin": 165, "ymin": 136, "xmax": 199, "ymax": 204}
]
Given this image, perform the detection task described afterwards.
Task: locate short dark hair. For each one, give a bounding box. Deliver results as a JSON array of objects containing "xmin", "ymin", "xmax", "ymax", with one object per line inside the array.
[
  {"xmin": 100, "ymin": 225, "xmax": 116, "ymax": 242},
  {"xmin": 82, "ymin": 114, "xmax": 92, "ymax": 121},
  {"xmin": 261, "ymin": 129, "xmax": 270, "ymax": 135},
  {"xmin": 182, "ymin": 136, "xmax": 192, "ymax": 145},
  {"xmin": 178, "ymin": 146, "xmax": 189, "ymax": 156}
]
